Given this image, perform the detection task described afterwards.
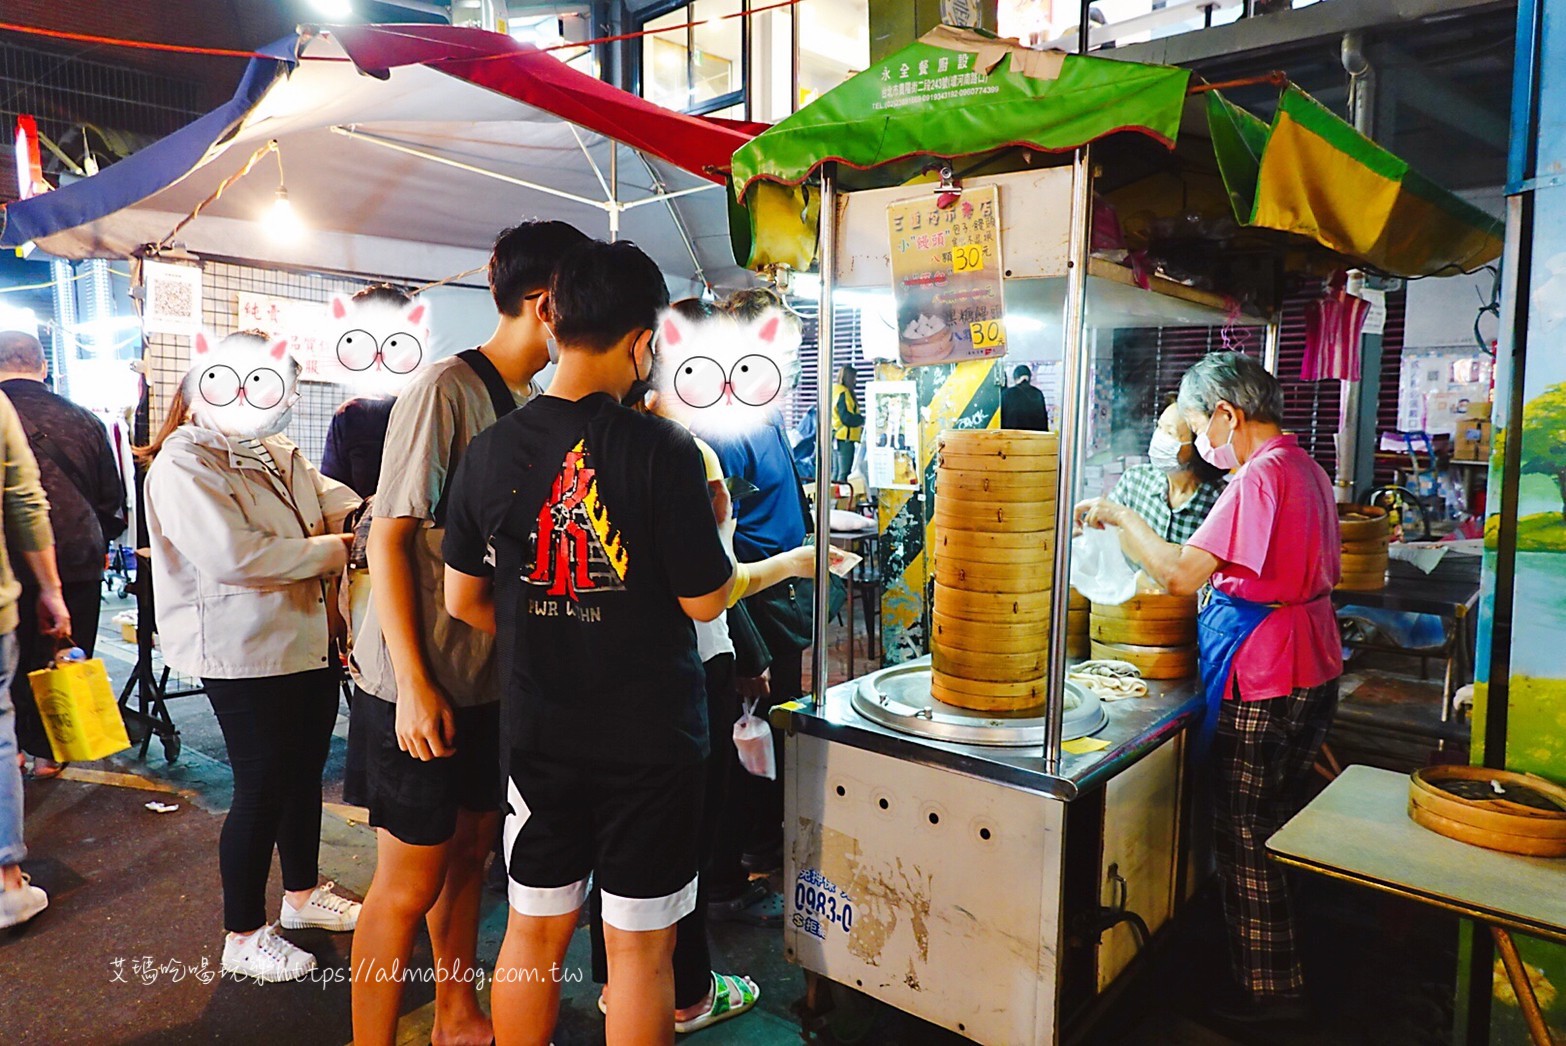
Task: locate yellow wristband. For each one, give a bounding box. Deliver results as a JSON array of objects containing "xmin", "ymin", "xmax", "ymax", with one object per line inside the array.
[{"xmin": 727, "ymin": 562, "xmax": 752, "ymax": 607}]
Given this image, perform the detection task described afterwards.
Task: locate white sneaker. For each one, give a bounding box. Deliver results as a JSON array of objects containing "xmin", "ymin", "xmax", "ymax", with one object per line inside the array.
[
  {"xmin": 279, "ymin": 881, "xmax": 361, "ymax": 932},
  {"xmin": 0, "ymin": 873, "xmax": 48, "ymax": 929},
  {"xmin": 221, "ymin": 924, "xmax": 317, "ymax": 982}
]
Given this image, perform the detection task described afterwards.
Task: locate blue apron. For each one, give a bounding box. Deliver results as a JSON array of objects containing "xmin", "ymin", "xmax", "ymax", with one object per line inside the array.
[{"xmin": 1194, "ymin": 587, "xmax": 1277, "ymax": 763}]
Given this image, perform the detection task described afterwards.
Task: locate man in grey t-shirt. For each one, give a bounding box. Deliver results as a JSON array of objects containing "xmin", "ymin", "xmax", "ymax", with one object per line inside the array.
[{"xmin": 349, "ymin": 221, "xmax": 590, "ymax": 1046}]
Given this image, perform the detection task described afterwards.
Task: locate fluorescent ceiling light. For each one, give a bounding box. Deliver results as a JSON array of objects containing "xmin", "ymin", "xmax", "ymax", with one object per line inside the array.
[{"xmin": 310, "ymin": 0, "xmax": 354, "ymax": 18}]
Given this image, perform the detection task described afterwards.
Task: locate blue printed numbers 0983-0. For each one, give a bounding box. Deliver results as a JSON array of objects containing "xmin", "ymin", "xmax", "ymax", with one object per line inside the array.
[{"xmin": 794, "ymin": 876, "xmax": 853, "ymax": 933}]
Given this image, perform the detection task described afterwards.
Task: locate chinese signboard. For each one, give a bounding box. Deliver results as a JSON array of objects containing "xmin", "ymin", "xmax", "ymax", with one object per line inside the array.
[
  {"xmin": 887, "ymin": 184, "xmax": 1006, "ymax": 368},
  {"xmin": 235, "ymin": 293, "xmax": 334, "ymax": 383},
  {"xmin": 873, "ymin": 47, "xmax": 1001, "ymax": 113}
]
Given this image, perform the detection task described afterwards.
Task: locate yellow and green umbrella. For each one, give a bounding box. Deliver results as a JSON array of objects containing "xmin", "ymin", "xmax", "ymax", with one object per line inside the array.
[{"xmin": 730, "ymin": 26, "xmax": 1502, "ymax": 279}]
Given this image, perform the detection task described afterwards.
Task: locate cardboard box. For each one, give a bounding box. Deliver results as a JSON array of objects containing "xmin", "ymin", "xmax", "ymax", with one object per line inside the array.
[
  {"xmin": 1454, "ymin": 419, "xmax": 1492, "ymax": 461},
  {"xmin": 1459, "ymin": 399, "xmax": 1493, "ymax": 422}
]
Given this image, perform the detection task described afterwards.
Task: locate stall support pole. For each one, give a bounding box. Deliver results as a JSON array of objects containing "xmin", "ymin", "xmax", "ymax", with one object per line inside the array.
[
  {"xmin": 1044, "ymin": 146, "xmax": 1095, "ymax": 776},
  {"xmin": 810, "ymin": 164, "xmax": 839, "ymax": 704},
  {"xmin": 609, "ymin": 145, "xmax": 620, "ymax": 241},
  {"xmin": 1262, "ymin": 313, "xmax": 1282, "ymax": 375}
]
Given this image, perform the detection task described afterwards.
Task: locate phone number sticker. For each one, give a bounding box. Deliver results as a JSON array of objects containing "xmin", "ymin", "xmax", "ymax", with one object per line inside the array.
[{"xmin": 792, "ymin": 867, "xmax": 854, "ymax": 941}]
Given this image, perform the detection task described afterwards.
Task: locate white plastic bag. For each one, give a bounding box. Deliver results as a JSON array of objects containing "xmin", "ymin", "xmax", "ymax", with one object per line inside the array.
[
  {"xmin": 1070, "ymin": 525, "xmax": 1139, "ymax": 606},
  {"xmin": 733, "ymin": 699, "xmax": 777, "ymax": 780}
]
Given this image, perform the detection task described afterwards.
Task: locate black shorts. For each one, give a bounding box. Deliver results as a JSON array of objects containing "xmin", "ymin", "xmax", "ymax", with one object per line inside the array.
[
  {"xmin": 351, "ymin": 687, "xmax": 502, "ymax": 847},
  {"xmin": 505, "ymin": 753, "xmax": 703, "ymax": 931}
]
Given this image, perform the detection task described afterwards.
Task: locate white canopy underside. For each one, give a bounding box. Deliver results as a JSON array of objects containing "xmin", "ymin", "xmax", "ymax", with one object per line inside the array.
[{"xmin": 35, "ymin": 36, "xmax": 747, "ymax": 294}]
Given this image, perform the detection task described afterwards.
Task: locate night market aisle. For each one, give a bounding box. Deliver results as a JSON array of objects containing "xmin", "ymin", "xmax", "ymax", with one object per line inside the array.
[{"xmin": 2, "ymin": 593, "xmax": 1466, "ymax": 1045}]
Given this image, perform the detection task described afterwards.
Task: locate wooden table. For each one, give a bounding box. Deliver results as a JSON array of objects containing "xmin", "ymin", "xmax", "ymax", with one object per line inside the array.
[{"xmin": 1268, "ymin": 764, "xmax": 1566, "ymax": 1044}]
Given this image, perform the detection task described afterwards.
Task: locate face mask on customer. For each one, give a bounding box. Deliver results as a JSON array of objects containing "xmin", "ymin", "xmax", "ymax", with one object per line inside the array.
[
  {"xmin": 1148, "ymin": 429, "xmax": 1188, "ymax": 473},
  {"xmin": 1196, "ymin": 409, "xmax": 1241, "ymax": 471},
  {"xmin": 543, "ymin": 322, "xmax": 560, "ymax": 365}
]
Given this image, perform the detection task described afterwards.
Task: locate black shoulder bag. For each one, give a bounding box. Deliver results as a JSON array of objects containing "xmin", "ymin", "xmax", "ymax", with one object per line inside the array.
[{"xmin": 20, "ymin": 417, "xmax": 127, "ymax": 542}]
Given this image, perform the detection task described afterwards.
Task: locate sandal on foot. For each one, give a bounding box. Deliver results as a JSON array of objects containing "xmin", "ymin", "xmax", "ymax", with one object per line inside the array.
[
  {"xmin": 29, "ymin": 761, "xmax": 67, "ymax": 780},
  {"xmin": 675, "ymin": 972, "xmax": 760, "ymax": 1034}
]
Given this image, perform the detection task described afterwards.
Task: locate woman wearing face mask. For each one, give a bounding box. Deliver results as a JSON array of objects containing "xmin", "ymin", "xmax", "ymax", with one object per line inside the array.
[
  {"xmin": 1076, "ymin": 352, "xmax": 1340, "ymax": 1025},
  {"xmin": 1101, "ymin": 393, "xmax": 1225, "ymax": 545},
  {"xmin": 140, "ymin": 331, "xmax": 363, "ymax": 983}
]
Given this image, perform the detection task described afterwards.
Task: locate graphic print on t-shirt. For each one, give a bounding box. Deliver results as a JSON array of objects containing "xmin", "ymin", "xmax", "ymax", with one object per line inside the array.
[{"xmin": 527, "ymin": 438, "xmax": 627, "ymax": 602}]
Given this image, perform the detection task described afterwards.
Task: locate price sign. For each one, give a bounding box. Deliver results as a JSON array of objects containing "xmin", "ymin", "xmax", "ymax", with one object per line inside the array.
[
  {"xmin": 886, "ymin": 184, "xmax": 1007, "ymax": 367},
  {"xmin": 969, "ymin": 319, "xmax": 1006, "ymax": 349}
]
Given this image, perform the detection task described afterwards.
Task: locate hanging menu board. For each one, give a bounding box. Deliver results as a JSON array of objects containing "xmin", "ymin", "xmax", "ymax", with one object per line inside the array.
[{"xmin": 886, "ymin": 184, "xmax": 1007, "ymax": 368}]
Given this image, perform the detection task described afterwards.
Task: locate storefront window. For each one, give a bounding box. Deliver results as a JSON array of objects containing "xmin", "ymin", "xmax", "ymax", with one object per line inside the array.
[
  {"xmin": 638, "ymin": 0, "xmax": 867, "ymax": 118},
  {"xmin": 641, "ymin": 0, "xmax": 744, "ymax": 114},
  {"xmin": 797, "ymin": 0, "xmax": 869, "ymax": 109}
]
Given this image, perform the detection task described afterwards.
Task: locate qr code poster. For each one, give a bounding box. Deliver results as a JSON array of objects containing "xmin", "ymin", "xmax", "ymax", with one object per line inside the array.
[
  {"xmin": 141, "ymin": 261, "xmax": 203, "ymax": 336},
  {"xmin": 235, "ymin": 292, "xmax": 334, "ymax": 383}
]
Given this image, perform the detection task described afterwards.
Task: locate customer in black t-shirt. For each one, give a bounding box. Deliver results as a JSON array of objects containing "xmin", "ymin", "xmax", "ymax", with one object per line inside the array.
[{"xmin": 442, "ymin": 240, "xmax": 735, "ymax": 1046}]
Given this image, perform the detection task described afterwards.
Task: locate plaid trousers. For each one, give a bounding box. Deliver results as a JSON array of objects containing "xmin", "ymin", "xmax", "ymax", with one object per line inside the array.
[{"xmin": 1212, "ymin": 678, "xmax": 1339, "ymax": 999}]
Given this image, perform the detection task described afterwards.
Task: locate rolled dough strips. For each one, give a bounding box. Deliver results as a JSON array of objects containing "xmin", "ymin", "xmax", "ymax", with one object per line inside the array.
[{"xmin": 1068, "ymin": 659, "xmax": 1148, "ymax": 700}]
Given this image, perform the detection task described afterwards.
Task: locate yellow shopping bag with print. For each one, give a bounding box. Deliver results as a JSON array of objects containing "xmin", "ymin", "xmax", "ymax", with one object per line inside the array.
[{"xmin": 30, "ymin": 657, "xmax": 131, "ymax": 762}]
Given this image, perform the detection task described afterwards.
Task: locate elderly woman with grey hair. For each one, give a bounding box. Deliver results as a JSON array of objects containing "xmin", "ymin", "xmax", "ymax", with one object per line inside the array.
[{"xmin": 1077, "ymin": 351, "xmax": 1341, "ymax": 1024}]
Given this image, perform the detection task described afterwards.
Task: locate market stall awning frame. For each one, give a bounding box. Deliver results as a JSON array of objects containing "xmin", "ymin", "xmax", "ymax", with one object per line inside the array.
[{"xmin": 0, "ymin": 24, "xmax": 765, "ymax": 289}]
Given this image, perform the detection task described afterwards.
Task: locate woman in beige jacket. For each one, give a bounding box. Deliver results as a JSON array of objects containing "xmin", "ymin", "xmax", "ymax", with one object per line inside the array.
[{"xmin": 142, "ymin": 331, "xmax": 362, "ymax": 983}]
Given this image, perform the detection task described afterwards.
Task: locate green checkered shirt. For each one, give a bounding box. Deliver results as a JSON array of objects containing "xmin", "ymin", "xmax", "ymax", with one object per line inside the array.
[{"xmin": 1108, "ymin": 464, "xmax": 1223, "ymax": 545}]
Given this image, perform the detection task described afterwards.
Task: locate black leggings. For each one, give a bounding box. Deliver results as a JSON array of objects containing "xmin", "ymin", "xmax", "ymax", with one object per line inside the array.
[
  {"xmin": 589, "ymin": 654, "xmax": 737, "ymax": 1009},
  {"xmin": 204, "ymin": 670, "xmax": 340, "ymax": 933}
]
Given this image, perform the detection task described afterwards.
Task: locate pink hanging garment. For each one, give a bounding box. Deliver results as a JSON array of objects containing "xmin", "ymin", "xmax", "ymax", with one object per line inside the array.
[{"xmin": 1301, "ymin": 278, "xmax": 1370, "ymax": 381}]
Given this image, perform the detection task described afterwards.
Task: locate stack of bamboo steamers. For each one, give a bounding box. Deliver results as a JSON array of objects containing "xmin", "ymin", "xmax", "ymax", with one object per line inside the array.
[
  {"xmin": 930, "ymin": 429, "xmax": 1058, "ymax": 711},
  {"xmin": 1088, "ymin": 593, "xmax": 1199, "ymax": 679}
]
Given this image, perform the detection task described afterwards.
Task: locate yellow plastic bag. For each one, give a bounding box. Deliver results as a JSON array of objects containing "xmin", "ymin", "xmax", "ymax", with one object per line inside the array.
[{"xmin": 30, "ymin": 658, "xmax": 130, "ymax": 763}]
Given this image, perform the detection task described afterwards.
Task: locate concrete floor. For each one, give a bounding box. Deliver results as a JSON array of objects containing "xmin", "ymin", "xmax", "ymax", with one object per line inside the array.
[{"xmin": 1, "ymin": 592, "xmax": 1476, "ymax": 1045}]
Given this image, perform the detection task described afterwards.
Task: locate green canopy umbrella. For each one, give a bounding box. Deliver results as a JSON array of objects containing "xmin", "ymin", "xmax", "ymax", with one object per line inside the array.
[{"xmin": 729, "ymin": 26, "xmax": 1501, "ymax": 279}]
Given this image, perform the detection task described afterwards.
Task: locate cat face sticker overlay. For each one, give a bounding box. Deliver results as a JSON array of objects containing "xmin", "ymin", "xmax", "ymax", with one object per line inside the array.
[
  {"xmin": 652, "ymin": 307, "xmax": 799, "ymax": 439},
  {"xmin": 184, "ymin": 331, "xmax": 300, "ymax": 440},
  {"xmin": 325, "ymin": 294, "xmax": 429, "ymax": 396}
]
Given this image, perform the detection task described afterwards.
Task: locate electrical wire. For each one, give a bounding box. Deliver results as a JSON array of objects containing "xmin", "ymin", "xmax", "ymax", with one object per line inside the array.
[
  {"xmin": 153, "ymin": 140, "xmax": 277, "ymax": 253},
  {"xmin": 1473, "ymin": 264, "xmax": 1501, "ymax": 357}
]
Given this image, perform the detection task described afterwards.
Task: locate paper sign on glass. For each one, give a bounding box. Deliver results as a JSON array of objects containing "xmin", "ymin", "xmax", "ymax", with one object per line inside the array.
[{"xmin": 887, "ymin": 184, "xmax": 1007, "ymax": 367}]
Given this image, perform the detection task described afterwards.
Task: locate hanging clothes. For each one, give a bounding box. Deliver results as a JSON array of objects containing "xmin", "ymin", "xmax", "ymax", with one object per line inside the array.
[{"xmin": 1300, "ymin": 280, "xmax": 1371, "ymax": 381}]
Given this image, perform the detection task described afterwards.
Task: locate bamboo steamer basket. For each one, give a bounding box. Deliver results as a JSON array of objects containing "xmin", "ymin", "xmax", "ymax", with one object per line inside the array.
[
  {"xmin": 1338, "ymin": 504, "xmax": 1391, "ymax": 542},
  {"xmin": 932, "ymin": 644, "xmax": 1049, "ymax": 682},
  {"xmin": 936, "ymin": 529, "xmax": 1054, "ymax": 560},
  {"xmin": 937, "ymin": 546, "xmax": 1056, "ymax": 569},
  {"xmin": 1089, "ymin": 640, "xmax": 1197, "ymax": 680},
  {"xmin": 937, "ymin": 429, "xmax": 1059, "ymax": 456},
  {"xmin": 1069, "ymin": 588, "xmax": 1089, "ymax": 611},
  {"xmin": 1336, "ymin": 566, "xmax": 1388, "ymax": 592},
  {"xmin": 1341, "ymin": 550, "xmax": 1391, "ymax": 574},
  {"xmin": 1067, "ymin": 608, "xmax": 1088, "ymax": 633},
  {"xmin": 933, "ymin": 584, "xmax": 1053, "ymax": 622},
  {"xmin": 931, "ymin": 611, "xmax": 1049, "ymax": 654},
  {"xmin": 935, "ymin": 560, "xmax": 1052, "ymax": 593},
  {"xmin": 938, "ymin": 452, "xmax": 1059, "ymax": 474},
  {"xmin": 936, "ymin": 468, "xmax": 1058, "ymax": 495},
  {"xmin": 1342, "ymin": 534, "xmax": 1390, "ymax": 553},
  {"xmin": 1088, "ymin": 593, "xmax": 1198, "ymax": 622},
  {"xmin": 1090, "ymin": 616, "xmax": 1196, "ymax": 646},
  {"xmin": 930, "ymin": 673, "xmax": 1048, "ymax": 712},
  {"xmin": 1408, "ymin": 766, "xmax": 1566, "ymax": 857},
  {"xmin": 1067, "ymin": 636, "xmax": 1091, "ymax": 659},
  {"xmin": 934, "ymin": 499, "xmax": 1057, "ymax": 532}
]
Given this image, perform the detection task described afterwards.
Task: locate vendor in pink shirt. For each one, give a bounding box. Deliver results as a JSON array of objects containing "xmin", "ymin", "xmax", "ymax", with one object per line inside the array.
[{"xmin": 1078, "ymin": 351, "xmax": 1340, "ymax": 1027}]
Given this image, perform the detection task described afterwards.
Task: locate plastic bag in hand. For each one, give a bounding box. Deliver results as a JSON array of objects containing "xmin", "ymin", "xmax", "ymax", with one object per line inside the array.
[
  {"xmin": 733, "ymin": 699, "xmax": 777, "ymax": 780},
  {"xmin": 1070, "ymin": 524, "xmax": 1139, "ymax": 606}
]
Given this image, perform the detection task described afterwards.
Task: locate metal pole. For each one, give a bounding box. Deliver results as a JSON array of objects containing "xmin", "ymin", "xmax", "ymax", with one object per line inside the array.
[
  {"xmin": 810, "ymin": 164, "xmax": 838, "ymax": 703},
  {"xmin": 609, "ymin": 144, "xmax": 620, "ymax": 241},
  {"xmin": 1337, "ymin": 32, "xmax": 1374, "ymax": 501},
  {"xmin": 1044, "ymin": 145, "xmax": 1094, "ymax": 776},
  {"xmin": 1262, "ymin": 312, "xmax": 1282, "ymax": 374}
]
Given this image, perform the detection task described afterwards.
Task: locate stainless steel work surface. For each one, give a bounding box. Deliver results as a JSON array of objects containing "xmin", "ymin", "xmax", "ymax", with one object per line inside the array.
[
  {"xmin": 1268, "ymin": 764, "xmax": 1566, "ymax": 942},
  {"xmin": 778, "ymin": 657, "xmax": 1202, "ymax": 801}
]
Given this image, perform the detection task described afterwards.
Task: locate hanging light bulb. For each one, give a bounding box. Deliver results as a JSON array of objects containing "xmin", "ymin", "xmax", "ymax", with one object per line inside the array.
[
  {"xmin": 262, "ymin": 139, "xmax": 305, "ymax": 241},
  {"xmin": 268, "ymin": 186, "xmax": 304, "ymax": 240},
  {"xmin": 310, "ymin": 0, "xmax": 353, "ymax": 18}
]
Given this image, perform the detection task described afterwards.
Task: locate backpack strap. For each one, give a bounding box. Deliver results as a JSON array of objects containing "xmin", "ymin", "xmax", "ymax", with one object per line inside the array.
[{"xmin": 456, "ymin": 348, "xmax": 521, "ymax": 424}]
